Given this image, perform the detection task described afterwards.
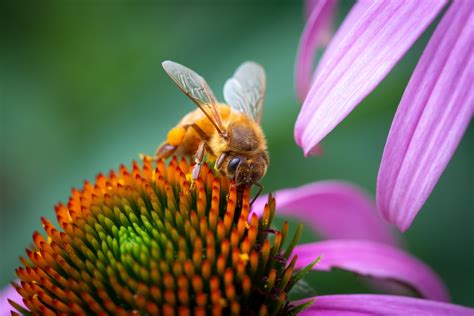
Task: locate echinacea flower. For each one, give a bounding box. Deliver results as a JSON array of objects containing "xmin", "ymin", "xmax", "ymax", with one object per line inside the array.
[
  {"xmin": 295, "ymin": 0, "xmax": 473, "ymax": 231},
  {"xmin": 0, "ymin": 158, "xmax": 317, "ymax": 315},
  {"xmin": 3, "ymin": 159, "xmax": 471, "ymax": 315}
]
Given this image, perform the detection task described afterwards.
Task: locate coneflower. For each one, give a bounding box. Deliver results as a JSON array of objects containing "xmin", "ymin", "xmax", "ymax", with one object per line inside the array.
[
  {"xmin": 7, "ymin": 157, "xmax": 316, "ymax": 315},
  {"xmin": 3, "ymin": 157, "xmax": 473, "ymax": 315},
  {"xmin": 0, "ymin": 158, "xmax": 473, "ymax": 315}
]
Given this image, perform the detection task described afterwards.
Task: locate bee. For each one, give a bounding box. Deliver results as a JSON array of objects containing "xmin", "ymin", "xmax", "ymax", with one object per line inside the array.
[{"xmin": 147, "ymin": 60, "xmax": 269, "ymax": 204}]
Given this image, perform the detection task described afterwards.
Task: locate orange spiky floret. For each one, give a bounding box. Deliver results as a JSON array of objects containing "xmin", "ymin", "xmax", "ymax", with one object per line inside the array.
[{"xmin": 9, "ymin": 157, "xmax": 314, "ymax": 315}]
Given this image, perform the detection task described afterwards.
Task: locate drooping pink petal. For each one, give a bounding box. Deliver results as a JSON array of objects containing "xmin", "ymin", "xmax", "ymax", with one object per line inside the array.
[
  {"xmin": 297, "ymin": 294, "xmax": 473, "ymax": 316},
  {"xmin": 304, "ymin": 0, "xmax": 318, "ymax": 20},
  {"xmin": 294, "ymin": 0, "xmax": 447, "ymax": 156},
  {"xmin": 251, "ymin": 181, "xmax": 398, "ymax": 246},
  {"xmin": 293, "ymin": 240, "xmax": 449, "ymax": 301},
  {"xmin": 377, "ymin": 1, "xmax": 474, "ymax": 231},
  {"xmin": 295, "ymin": 0, "xmax": 338, "ymax": 102},
  {"xmin": 0, "ymin": 283, "xmax": 23, "ymax": 314}
]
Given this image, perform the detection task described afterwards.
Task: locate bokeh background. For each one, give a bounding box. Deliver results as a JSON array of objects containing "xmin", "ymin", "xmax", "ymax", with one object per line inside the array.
[{"xmin": 1, "ymin": 1, "xmax": 472, "ymax": 307}]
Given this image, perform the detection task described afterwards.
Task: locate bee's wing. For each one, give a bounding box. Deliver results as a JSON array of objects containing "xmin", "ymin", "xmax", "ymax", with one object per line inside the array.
[
  {"xmin": 223, "ymin": 61, "xmax": 266, "ymax": 124},
  {"xmin": 162, "ymin": 60, "xmax": 226, "ymax": 135}
]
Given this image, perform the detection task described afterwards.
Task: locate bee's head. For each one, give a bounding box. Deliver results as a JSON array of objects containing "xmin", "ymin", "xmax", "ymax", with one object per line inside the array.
[{"xmin": 226, "ymin": 151, "xmax": 269, "ymax": 187}]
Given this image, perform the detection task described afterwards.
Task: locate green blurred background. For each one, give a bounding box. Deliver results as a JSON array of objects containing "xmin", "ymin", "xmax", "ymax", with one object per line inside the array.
[{"xmin": 1, "ymin": 1, "xmax": 472, "ymax": 307}]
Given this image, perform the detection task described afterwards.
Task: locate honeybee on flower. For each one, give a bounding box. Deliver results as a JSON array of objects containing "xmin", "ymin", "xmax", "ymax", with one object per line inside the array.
[{"xmin": 144, "ymin": 61, "xmax": 269, "ymax": 203}]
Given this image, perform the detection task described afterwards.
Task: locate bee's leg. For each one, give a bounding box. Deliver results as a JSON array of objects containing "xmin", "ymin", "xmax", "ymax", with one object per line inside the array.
[
  {"xmin": 155, "ymin": 142, "xmax": 178, "ymax": 159},
  {"xmin": 140, "ymin": 125, "xmax": 191, "ymax": 161},
  {"xmin": 191, "ymin": 141, "xmax": 206, "ymax": 185},
  {"xmin": 250, "ymin": 182, "xmax": 264, "ymax": 207},
  {"xmin": 139, "ymin": 142, "xmax": 177, "ymax": 161},
  {"xmin": 214, "ymin": 153, "xmax": 227, "ymax": 172}
]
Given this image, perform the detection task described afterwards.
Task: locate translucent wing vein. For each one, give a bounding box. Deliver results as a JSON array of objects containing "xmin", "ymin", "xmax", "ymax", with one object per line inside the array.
[
  {"xmin": 162, "ymin": 60, "xmax": 225, "ymax": 133},
  {"xmin": 224, "ymin": 61, "xmax": 266, "ymax": 123}
]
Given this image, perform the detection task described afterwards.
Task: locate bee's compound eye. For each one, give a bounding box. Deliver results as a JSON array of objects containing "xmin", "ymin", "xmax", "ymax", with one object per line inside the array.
[{"xmin": 227, "ymin": 157, "xmax": 241, "ymax": 174}]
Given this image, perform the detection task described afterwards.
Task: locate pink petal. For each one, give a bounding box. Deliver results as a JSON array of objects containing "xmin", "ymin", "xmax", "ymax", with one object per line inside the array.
[
  {"xmin": 304, "ymin": 0, "xmax": 318, "ymax": 20},
  {"xmin": 293, "ymin": 240, "xmax": 449, "ymax": 301},
  {"xmin": 0, "ymin": 283, "xmax": 23, "ymax": 314},
  {"xmin": 295, "ymin": 0, "xmax": 338, "ymax": 102},
  {"xmin": 294, "ymin": 0, "xmax": 447, "ymax": 156},
  {"xmin": 297, "ymin": 294, "xmax": 473, "ymax": 316},
  {"xmin": 377, "ymin": 1, "xmax": 474, "ymax": 231},
  {"xmin": 251, "ymin": 181, "xmax": 398, "ymax": 246}
]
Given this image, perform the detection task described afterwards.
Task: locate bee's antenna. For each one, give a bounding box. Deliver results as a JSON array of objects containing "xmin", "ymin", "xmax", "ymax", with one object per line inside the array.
[{"xmin": 250, "ymin": 182, "xmax": 264, "ymax": 207}]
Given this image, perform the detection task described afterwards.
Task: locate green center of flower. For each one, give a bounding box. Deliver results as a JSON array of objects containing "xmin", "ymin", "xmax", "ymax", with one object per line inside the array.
[{"xmin": 10, "ymin": 157, "xmax": 314, "ymax": 316}]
